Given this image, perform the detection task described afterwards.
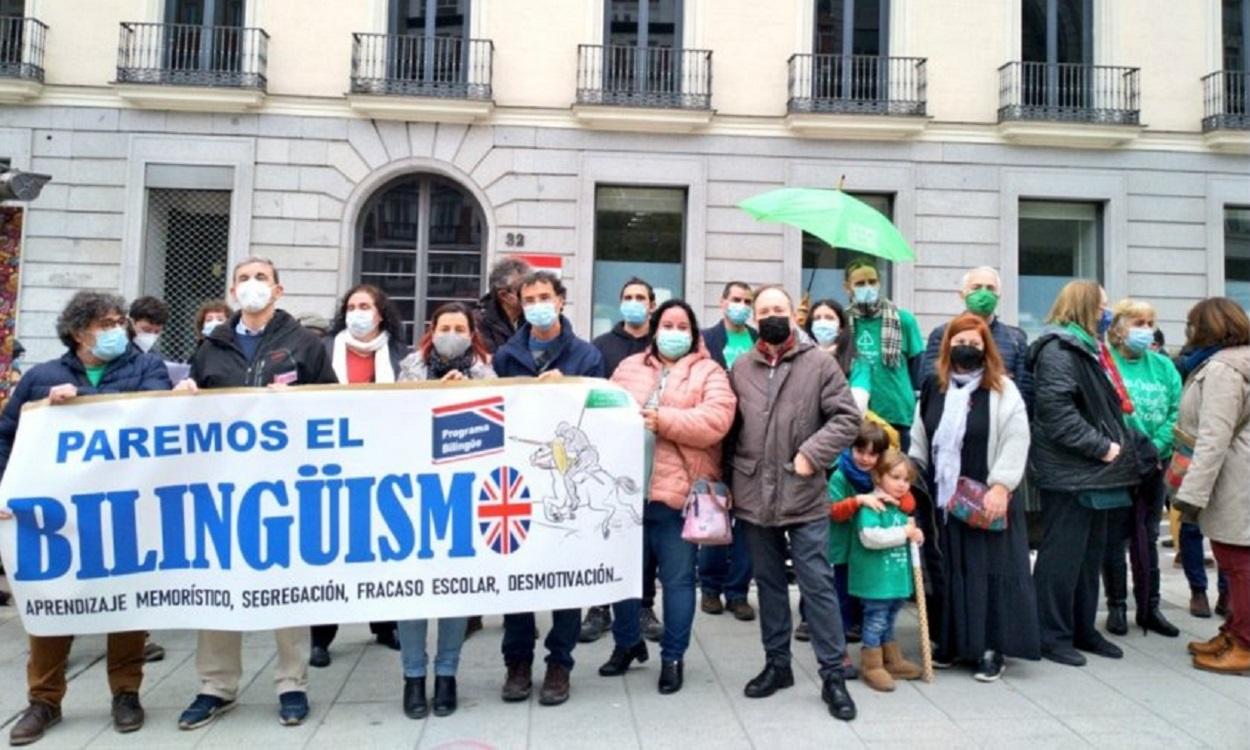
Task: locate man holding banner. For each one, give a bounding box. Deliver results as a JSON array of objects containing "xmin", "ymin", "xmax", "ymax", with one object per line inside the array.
[
  {"xmin": 0, "ymin": 291, "xmax": 172, "ymax": 747},
  {"xmin": 492, "ymin": 270, "xmax": 605, "ymax": 707},
  {"xmin": 173, "ymin": 257, "xmax": 337, "ymax": 731}
]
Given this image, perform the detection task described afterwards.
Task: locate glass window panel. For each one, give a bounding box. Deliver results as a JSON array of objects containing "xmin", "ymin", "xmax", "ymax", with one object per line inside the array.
[
  {"xmin": 362, "ymin": 273, "xmax": 417, "ymax": 299},
  {"xmin": 1055, "ymin": 0, "xmax": 1089, "ymax": 64},
  {"xmin": 1021, "ymin": 0, "xmax": 1047, "ymax": 63},
  {"xmin": 361, "ymin": 250, "xmax": 416, "ymax": 275},
  {"xmin": 1226, "ymin": 206, "xmax": 1250, "ymax": 312},
  {"xmin": 1225, "ymin": 0, "xmax": 1248, "ymax": 71},
  {"xmin": 1, "ymin": 0, "xmax": 25, "ymax": 16},
  {"xmin": 801, "ymin": 193, "xmax": 894, "ymax": 302},
  {"xmin": 852, "ymin": 0, "xmax": 883, "ymax": 56},
  {"xmin": 608, "ymin": 0, "xmax": 641, "ymax": 46},
  {"xmin": 647, "ymin": 0, "xmax": 679, "ymax": 48},
  {"xmin": 592, "ymin": 185, "xmax": 686, "ymax": 338},
  {"xmin": 1018, "ymin": 200, "xmax": 1102, "ymax": 340},
  {"xmin": 815, "ymin": 0, "xmax": 845, "ymax": 55}
]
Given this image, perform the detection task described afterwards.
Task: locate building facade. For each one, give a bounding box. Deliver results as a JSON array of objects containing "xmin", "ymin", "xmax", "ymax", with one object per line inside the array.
[{"xmin": 0, "ymin": 0, "xmax": 1248, "ymax": 362}]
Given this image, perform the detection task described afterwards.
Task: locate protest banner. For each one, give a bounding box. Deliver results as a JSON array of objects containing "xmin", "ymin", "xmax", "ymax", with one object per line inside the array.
[{"xmin": 0, "ymin": 378, "xmax": 644, "ymax": 636}]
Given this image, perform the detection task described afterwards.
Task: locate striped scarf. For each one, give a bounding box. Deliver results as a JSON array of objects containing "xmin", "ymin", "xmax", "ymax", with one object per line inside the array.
[{"xmin": 850, "ymin": 297, "xmax": 903, "ymax": 368}]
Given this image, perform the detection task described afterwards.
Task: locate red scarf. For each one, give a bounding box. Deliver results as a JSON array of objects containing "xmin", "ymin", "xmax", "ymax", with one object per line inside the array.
[
  {"xmin": 756, "ymin": 333, "xmax": 795, "ymax": 366},
  {"xmin": 1098, "ymin": 342, "xmax": 1135, "ymax": 415}
]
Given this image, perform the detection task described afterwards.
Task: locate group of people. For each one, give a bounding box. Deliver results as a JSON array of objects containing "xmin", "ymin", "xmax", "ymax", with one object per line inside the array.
[{"xmin": 0, "ymin": 251, "xmax": 1247, "ymax": 746}]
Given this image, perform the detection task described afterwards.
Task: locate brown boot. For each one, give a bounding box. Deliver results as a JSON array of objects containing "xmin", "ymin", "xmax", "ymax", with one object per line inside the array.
[
  {"xmin": 9, "ymin": 702, "xmax": 61, "ymax": 746},
  {"xmin": 1190, "ymin": 590, "xmax": 1212, "ymax": 618},
  {"xmin": 1188, "ymin": 631, "xmax": 1232, "ymax": 657},
  {"xmin": 539, "ymin": 663, "xmax": 571, "ymax": 706},
  {"xmin": 881, "ymin": 641, "xmax": 923, "ymax": 680},
  {"xmin": 1193, "ymin": 639, "xmax": 1250, "ymax": 675},
  {"xmin": 860, "ymin": 647, "xmax": 895, "ymax": 692},
  {"xmin": 501, "ymin": 661, "xmax": 532, "ymax": 702}
]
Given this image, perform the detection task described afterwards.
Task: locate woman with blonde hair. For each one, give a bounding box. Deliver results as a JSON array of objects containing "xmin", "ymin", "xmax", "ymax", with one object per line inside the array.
[{"xmin": 1027, "ymin": 280, "xmax": 1139, "ymax": 667}]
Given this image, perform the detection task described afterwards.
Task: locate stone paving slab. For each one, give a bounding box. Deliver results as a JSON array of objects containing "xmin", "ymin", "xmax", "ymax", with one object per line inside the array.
[{"xmin": 1, "ymin": 551, "xmax": 1247, "ymax": 749}]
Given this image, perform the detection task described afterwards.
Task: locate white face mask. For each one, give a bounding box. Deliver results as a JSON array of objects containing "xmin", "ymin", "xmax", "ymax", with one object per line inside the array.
[
  {"xmin": 433, "ymin": 333, "xmax": 472, "ymax": 360},
  {"xmin": 345, "ymin": 310, "xmax": 377, "ymax": 338},
  {"xmin": 235, "ymin": 279, "xmax": 274, "ymax": 314},
  {"xmin": 202, "ymin": 320, "xmax": 223, "ymax": 337},
  {"xmin": 133, "ymin": 332, "xmax": 159, "ymax": 353}
]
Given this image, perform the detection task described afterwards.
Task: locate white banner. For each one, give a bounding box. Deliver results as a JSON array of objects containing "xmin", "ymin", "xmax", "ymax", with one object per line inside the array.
[{"xmin": 0, "ymin": 379, "xmax": 644, "ymax": 636}]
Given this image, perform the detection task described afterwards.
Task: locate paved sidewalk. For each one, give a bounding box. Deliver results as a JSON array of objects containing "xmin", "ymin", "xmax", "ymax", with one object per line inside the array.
[{"xmin": 0, "ymin": 559, "xmax": 1246, "ymax": 749}]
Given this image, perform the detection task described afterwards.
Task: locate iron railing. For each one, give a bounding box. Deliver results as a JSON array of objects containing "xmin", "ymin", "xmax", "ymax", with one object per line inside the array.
[
  {"xmin": 0, "ymin": 16, "xmax": 47, "ymax": 82},
  {"xmin": 351, "ymin": 33, "xmax": 492, "ymax": 99},
  {"xmin": 1202, "ymin": 70, "xmax": 1250, "ymax": 131},
  {"xmin": 577, "ymin": 44, "xmax": 712, "ymax": 109},
  {"xmin": 116, "ymin": 22, "xmax": 268, "ymax": 89},
  {"xmin": 788, "ymin": 53, "xmax": 926, "ymax": 116},
  {"xmin": 998, "ymin": 61, "xmax": 1140, "ymax": 125}
]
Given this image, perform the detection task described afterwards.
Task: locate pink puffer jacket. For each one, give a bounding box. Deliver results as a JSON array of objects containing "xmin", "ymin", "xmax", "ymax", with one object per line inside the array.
[{"xmin": 611, "ymin": 346, "xmax": 738, "ymax": 509}]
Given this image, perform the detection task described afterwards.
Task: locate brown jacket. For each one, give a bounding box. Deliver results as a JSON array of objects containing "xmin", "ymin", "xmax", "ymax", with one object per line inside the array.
[{"xmin": 728, "ymin": 337, "xmax": 861, "ymax": 527}]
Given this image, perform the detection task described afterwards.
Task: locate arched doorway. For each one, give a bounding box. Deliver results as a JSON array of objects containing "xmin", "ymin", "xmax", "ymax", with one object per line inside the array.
[{"xmin": 356, "ymin": 173, "xmax": 486, "ymax": 343}]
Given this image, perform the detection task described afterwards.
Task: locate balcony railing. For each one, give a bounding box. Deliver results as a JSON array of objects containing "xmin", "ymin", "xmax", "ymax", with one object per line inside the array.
[
  {"xmin": 351, "ymin": 33, "xmax": 492, "ymax": 99},
  {"xmin": 577, "ymin": 44, "xmax": 712, "ymax": 109},
  {"xmin": 0, "ymin": 16, "xmax": 47, "ymax": 82},
  {"xmin": 788, "ymin": 54, "xmax": 926, "ymax": 116},
  {"xmin": 998, "ymin": 61, "xmax": 1139, "ymax": 125},
  {"xmin": 116, "ymin": 22, "xmax": 268, "ymax": 89},
  {"xmin": 1202, "ymin": 70, "xmax": 1249, "ymax": 131}
]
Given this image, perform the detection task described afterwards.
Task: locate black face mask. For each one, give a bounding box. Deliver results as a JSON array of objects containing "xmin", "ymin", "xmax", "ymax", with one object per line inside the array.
[
  {"xmin": 758, "ymin": 316, "xmax": 792, "ymax": 345},
  {"xmin": 949, "ymin": 344, "xmax": 985, "ymax": 372}
]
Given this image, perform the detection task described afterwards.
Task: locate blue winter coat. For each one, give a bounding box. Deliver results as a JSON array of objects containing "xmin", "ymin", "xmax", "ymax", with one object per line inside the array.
[
  {"xmin": 493, "ymin": 316, "xmax": 605, "ymax": 378},
  {"xmin": 0, "ymin": 347, "xmax": 172, "ymax": 478}
]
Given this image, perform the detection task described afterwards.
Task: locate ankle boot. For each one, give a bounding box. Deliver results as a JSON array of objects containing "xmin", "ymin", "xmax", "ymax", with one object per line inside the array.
[
  {"xmin": 881, "ymin": 641, "xmax": 922, "ymax": 680},
  {"xmin": 1190, "ymin": 590, "xmax": 1212, "ymax": 618},
  {"xmin": 860, "ymin": 646, "xmax": 894, "ymax": 692},
  {"xmin": 1136, "ymin": 607, "xmax": 1180, "ymax": 638},
  {"xmin": 402, "ymin": 677, "xmax": 427, "ymax": 719},
  {"xmin": 1105, "ymin": 604, "xmax": 1128, "ymax": 636},
  {"xmin": 432, "ymin": 676, "xmax": 457, "ymax": 717},
  {"xmin": 598, "ymin": 640, "xmax": 648, "ymax": 676}
]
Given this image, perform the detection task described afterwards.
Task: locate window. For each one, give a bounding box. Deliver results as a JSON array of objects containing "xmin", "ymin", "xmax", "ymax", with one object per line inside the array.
[
  {"xmin": 142, "ymin": 188, "xmax": 231, "ymax": 362},
  {"xmin": 357, "ymin": 174, "xmax": 485, "ymax": 343},
  {"xmin": 1224, "ymin": 0, "xmax": 1248, "ymax": 72},
  {"xmin": 801, "ymin": 193, "xmax": 894, "ymax": 302},
  {"xmin": 0, "ymin": 0, "xmax": 23, "ymax": 16},
  {"xmin": 602, "ymin": 0, "xmax": 683, "ymax": 97},
  {"xmin": 388, "ymin": 0, "xmax": 470, "ymax": 87},
  {"xmin": 815, "ymin": 0, "xmax": 888, "ymax": 56},
  {"xmin": 592, "ymin": 185, "xmax": 686, "ymax": 338},
  {"xmin": 1018, "ymin": 200, "xmax": 1102, "ymax": 338},
  {"xmin": 1020, "ymin": 0, "xmax": 1093, "ymax": 110},
  {"xmin": 163, "ymin": 0, "xmax": 246, "ymax": 76},
  {"xmin": 1226, "ymin": 206, "xmax": 1250, "ymax": 312}
]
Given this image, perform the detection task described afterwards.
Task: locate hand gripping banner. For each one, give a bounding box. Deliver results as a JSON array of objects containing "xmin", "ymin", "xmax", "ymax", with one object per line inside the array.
[{"xmin": 0, "ymin": 379, "xmax": 644, "ymax": 636}]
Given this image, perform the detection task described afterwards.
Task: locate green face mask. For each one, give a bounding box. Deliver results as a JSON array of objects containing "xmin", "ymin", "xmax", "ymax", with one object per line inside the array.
[{"xmin": 965, "ymin": 289, "xmax": 1000, "ymax": 317}]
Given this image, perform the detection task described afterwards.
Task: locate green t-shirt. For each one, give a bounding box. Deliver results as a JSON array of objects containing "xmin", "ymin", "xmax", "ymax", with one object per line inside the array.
[
  {"xmin": 848, "ymin": 504, "xmax": 914, "ymax": 600},
  {"xmin": 84, "ymin": 364, "xmax": 107, "ymax": 387},
  {"xmin": 827, "ymin": 470, "xmax": 858, "ymax": 565},
  {"xmin": 1109, "ymin": 348, "xmax": 1182, "ymax": 460},
  {"xmin": 723, "ymin": 328, "xmax": 754, "ymax": 369},
  {"xmin": 852, "ymin": 308, "xmax": 925, "ymax": 426}
]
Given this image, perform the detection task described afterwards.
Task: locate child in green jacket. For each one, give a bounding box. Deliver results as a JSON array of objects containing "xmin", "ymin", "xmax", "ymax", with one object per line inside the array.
[{"xmin": 849, "ymin": 449, "xmax": 925, "ymax": 692}]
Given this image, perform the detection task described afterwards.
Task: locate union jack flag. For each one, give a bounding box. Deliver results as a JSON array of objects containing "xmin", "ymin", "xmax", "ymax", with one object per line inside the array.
[{"xmin": 478, "ymin": 465, "xmax": 532, "ymax": 555}]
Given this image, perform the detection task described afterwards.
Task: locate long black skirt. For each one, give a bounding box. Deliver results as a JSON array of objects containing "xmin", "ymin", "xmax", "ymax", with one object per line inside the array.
[{"xmin": 937, "ymin": 496, "xmax": 1041, "ymax": 661}]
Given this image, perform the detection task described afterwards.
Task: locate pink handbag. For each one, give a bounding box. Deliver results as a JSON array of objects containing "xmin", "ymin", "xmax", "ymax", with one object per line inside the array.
[{"xmin": 681, "ymin": 479, "xmax": 734, "ymax": 546}]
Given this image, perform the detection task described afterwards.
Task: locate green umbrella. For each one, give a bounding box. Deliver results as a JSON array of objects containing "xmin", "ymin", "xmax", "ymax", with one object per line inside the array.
[{"xmin": 738, "ymin": 187, "xmax": 916, "ymax": 263}]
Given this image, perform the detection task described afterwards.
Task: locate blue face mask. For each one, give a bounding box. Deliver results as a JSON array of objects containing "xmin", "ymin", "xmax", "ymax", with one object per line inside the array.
[
  {"xmin": 1097, "ymin": 308, "xmax": 1114, "ymax": 337},
  {"xmin": 853, "ymin": 285, "xmax": 879, "ymax": 306},
  {"xmin": 620, "ymin": 300, "xmax": 649, "ymax": 326},
  {"xmin": 656, "ymin": 329, "xmax": 692, "ymax": 360},
  {"xmin": 725, "ymin": 302, "xmax": 751, "ymax": 327},
  {"xmin": 811, "ymin": 319, "xmax": 840, "ymax": 346},
  {"xmin": 91, "ymin": 326, "xmax": 129, "ymax": 362},
  {"xmin": 1126, "ymin": 326, "xmax": 1154, "ymax": 355},
  {"xmin": 524, "ymin": 302, "xmax": 558, "ymax": 330}
]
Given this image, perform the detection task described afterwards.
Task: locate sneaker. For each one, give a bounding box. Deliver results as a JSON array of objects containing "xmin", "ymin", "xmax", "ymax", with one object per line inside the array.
[
  {"xmin": 701, "ymin": 593, "xmax": 724, "ymax": 615},
  {"xmin": 142, "ymin": 639, "xmax": 166, "ymax": 663},
  {"xmin": 277, "ymin": 691, "xmax": 310, "ymax": 726},
  {"xmin": 794, "ymin": 622, "xmax": 811, "ymax": 642},
  {"xmin": 640, "ymin": 607, "xmax": 664, "ymax": 642},
  {"xmin": 727, "ymin": 599, "xmax": 756, "ymax": 622},
  {"xmin": 578, "ymin": 605, "xmax": 612, "ymax": 643},
  {"xmin": 972, "ymin": 651, "xmax": 1005, "ymax": 683},
  {"xmin": 178, "ymin": 694, "xmax": 235, "ymax": 731},
  {"xmin": 112, "ymin": 692, "xmax": 145, "ymax": 734}
]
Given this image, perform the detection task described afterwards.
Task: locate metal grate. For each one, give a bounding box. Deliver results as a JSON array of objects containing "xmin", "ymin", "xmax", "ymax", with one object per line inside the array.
[{"xmin": 142, "ymin": 188, "xmax": 231, "ymax": 362}]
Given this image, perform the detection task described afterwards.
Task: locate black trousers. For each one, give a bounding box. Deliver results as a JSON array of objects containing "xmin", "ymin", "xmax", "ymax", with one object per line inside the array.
[
  {"xmin": 1033, "ymin": 491, "xmax": 1109, "ymax": 651},
  {"xmin": 311, "ymin": 621, "xmax": 396, "ymax": 650},
  {"xmin": 1101, "ymin": 466, "xmax": 1165, "ymax": 612}
]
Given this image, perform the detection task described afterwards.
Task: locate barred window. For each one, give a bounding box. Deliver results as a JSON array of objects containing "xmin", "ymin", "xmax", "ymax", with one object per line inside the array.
[{"xmin": 142, "ymin": 188, "xmax": 231, "ymax": 362}]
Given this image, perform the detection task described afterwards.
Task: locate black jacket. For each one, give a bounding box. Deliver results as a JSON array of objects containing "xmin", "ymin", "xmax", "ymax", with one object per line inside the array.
[
  {"xmin": 0, "ymin": 347, "xmax": 172, "ymax": 478},
  {"xmin": 592, "ymin": 321, "xmax": 651, "ymax": 378},
  {"xmin": 1027, "ymin": 328, "xmax": 1139, "ymax": 492},
  {"xmin": 476, "ymin": 292, "xmax": 518, "ymax": 355},
  {"xmin": 322, "ymin": 333, "xmax": 409, "ymax": 380},
  {"xmin": 190, "ymin": 309, "xmax": 337, "ymax": 389},
  {"xmin": 702, "ymin": 320, "xmax": 758, "ymax": 370},
  {"xmin": 493, "ymin": 316, "xmax": 605, "ymax": 378}
]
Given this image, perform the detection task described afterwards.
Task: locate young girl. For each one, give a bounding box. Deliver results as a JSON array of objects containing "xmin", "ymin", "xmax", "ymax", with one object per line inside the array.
[{"xmin": 849, "ymin": 449, "xmax": 925, "ymax": 692}]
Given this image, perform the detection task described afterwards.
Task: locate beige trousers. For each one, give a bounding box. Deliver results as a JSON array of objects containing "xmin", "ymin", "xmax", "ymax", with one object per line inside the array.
[{"xmin": 196, "ymin": 627, "xmax": 309, "ymax": 700}]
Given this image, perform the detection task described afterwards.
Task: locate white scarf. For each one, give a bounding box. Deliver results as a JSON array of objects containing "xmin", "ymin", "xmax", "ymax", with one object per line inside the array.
[
  {"xmin": 932, "ymin": 369, "xmax": 983, "ymax": 509},
  {"xmin": 332, "ymin": 330, "xmax": 394, "ymax": 384}
]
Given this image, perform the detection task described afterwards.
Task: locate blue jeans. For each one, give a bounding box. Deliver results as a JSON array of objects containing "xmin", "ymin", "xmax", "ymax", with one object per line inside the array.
[
  {"xmin": 397, "ymin": 617, "xmax": 467, "ymax": 678},
  {"xmin": 699, "ymin": 520, "xmax": 752, "ymax": 603},
  {"xmin": 861, "ymin": 598, "xmax": 903, "ymax": 648},
  {"xmin": 1180, "ymin": 522, "xmax": 1229, "ymax": 595},
  {"xmin": 612, "ymin": 502, "xmax": 698, "ymax": 662}
]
